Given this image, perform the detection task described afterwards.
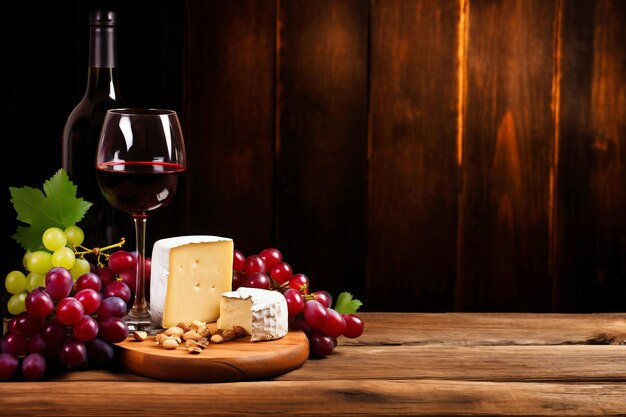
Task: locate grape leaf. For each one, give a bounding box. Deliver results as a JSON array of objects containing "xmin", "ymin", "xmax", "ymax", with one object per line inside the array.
[
  {"xmin": 10, "ymin": 169, "xmax": 92, "ymax": 252},
  {"xmin": 334, "ymin": 292, "xmax": 363, "ymax": 314}
]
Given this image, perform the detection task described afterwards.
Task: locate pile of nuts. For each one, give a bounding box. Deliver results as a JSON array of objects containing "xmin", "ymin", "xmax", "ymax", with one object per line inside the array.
[{"xmin": 132, "ymin": 321, "xmax": 247, "ymax": 354}]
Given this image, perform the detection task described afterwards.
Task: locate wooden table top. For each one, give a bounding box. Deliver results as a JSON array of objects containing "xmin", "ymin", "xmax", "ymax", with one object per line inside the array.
[{"xmin": 3, "ymin": 312, "xmax": 626, "ymax": 416}]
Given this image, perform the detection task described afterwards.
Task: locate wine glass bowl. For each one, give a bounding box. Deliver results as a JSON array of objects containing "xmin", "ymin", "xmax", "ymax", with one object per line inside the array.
[{"xmin": 96, "ymin": 108, "xmax": 186, "ymax": 331}]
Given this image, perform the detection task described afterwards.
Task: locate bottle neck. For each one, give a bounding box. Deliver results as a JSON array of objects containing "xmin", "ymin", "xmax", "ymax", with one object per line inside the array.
[
  {"xmin": 89, "ymin": 25, "xmax": 116, "ymax": 68},
  {"xmin": 85, "ymin": 24, "xmax": 121, "ymax": 100}
]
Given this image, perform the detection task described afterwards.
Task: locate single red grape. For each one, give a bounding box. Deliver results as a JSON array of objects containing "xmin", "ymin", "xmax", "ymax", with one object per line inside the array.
[
  {"xmin": 321, "ymin": 308, "xmax": 346, "ymax": 338},
  {"xmin": 289, "ymin": 273, "xmax": 309, "ymax": 294},
  {"xmin": 258, "ymin": 248, "xmax": 282, "ymax": 269},
  {"xmin": 245, "ymin": 255, "xmax": 266, "ymax": 275},
  {"xmin": 107, "ymin": 250, "xmax": 135, "ymax": 274},
  {"xmin": 0, "ymin": 333, "xmax": 28, "ymax": 358},
  {"xmin": 75, "ymin": 289, "xmax": 101, "ymax": 315},
  {"xmin": 60, "ymin": 337, "xmax": 87, "ymax": 368},
  {"xmin": 303, "ymin": 299, "xmax": 327, "ymax": 329},
  {"xmin": 246, "ymin": 272, "xmax": 271, "ymax": 290},
  {"xmin": 313, "ymin": 290, "xmax": 332, "ymax": 309},
  {"xmin": 270, "ymin": 262, "xmax": 292, "ymax": 285},
  {"xmin": 342, "ymin": 314, "xmax": 364, "ymax": 338},
  {"xmin": 21, "ymin": 353, "xmax": 46, "ymax": 381},
  {"xmin": 233, "ymin": 249, "xmax": 246, "ymax": 271},
  {"xmin": 45, "ymin": 267, "xmax": 73, "ymax": 302},
  {"xmin": 75, "ymin": 272, "xmax": 102, "ymax": 292},
  {"xmin": 0, "ymin": 353, "xmax": 19, "ymax": 381},
  {"xmin": 96, "ymin": 296, "xmax": 127, "ymax": 319},
  {"xmin": 283, "ymin": 288, "xmax": 304, "ymax": 316},
  {"xmin": 25, "ymin": 288, "xmax": 55, "ymax": 318},
  {"xmin": 56, "ymin": 297, "xmax": 85, "ymax": 326},
  {"xmin": 103, "ymin": 281, "xmax": 131, "ymax": 303},
  {"xmin": 98, "ymin": 317, "xmax": 129, "ymax": 343},
  {"xmin": 73, "ymin": 315, "xmax": 99, "ymax": 342},
  {"xmin": 309, "ymin": 330, "xmax": 335, "ymax": 357}
]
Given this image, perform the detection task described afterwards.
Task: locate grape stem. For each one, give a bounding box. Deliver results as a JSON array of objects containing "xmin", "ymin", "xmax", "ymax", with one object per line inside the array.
[
  {"xmin": 73, "ymin": 237, "xmax": 126, "ymax": 266},
  {"xmin": 270, "ymin": 279, "xmax": 315, "ymax": 300}
]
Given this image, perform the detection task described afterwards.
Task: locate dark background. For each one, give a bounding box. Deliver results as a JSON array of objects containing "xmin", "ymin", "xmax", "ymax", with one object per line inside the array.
[{"xmin": 2, "ymin": 0, "xmax": 626, "ymax": 313}]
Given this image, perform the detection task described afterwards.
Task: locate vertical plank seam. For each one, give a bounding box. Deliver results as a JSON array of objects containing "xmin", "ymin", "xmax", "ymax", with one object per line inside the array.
[
  {"xmin": 273, "ymin": 0, "xmax": 281, "ymax": 246},
  {"xmin": 365, "ymin": 0, "xmax": 373, "ymax": 308},
  {"xmin": 550, "ymin": 0, "xmax": 563, "ymax": 312},
  {"xmin": 364, "ymin": 0, "xmax": 372, "ymax": 307},
  {"xmin": 455, "ymin": 0, "xmax": 470, "ymax": 311},
  {"xmin": 182, "ymin": 0, "xmax": 191, "ymax": 234}
]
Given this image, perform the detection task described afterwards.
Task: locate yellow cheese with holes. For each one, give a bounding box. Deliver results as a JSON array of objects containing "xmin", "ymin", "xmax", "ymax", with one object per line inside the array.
[{"xmin": 150, "ymin": 236, "xmax": 233, "ymax": 328}]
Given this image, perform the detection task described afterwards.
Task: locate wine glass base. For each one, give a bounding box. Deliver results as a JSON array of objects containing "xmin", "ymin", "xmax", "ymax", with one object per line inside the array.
[{"xmin": 123, "ymin": 309, "xmax": 163, "ymax": 335}]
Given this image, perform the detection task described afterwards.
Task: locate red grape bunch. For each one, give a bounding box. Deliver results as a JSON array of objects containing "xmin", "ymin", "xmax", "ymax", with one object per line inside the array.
[
  {"xmin": 233, "ymin": 247, "xmax": 364, "ymax": 357},
  {"xmin": 0, "ymin": 265, "xmax": 130, "ymax": 381},
  {"xmin": 0, "ymin": 226, "xmax": 138, "ymax": 381}
]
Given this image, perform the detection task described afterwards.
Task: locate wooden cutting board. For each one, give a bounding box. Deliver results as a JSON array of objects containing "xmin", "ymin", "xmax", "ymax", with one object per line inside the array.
[{"xmin": 115, "ymin": 329, "xmax": 309, "ymax": 382}]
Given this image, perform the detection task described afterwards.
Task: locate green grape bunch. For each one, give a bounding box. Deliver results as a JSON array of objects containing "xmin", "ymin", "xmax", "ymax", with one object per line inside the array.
[{"xmin": 5, "ymin": 226, "xmax": 88, "ymax": 316}]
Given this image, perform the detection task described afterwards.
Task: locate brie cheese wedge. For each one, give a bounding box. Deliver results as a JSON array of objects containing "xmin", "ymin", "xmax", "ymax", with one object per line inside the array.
[{"xmin": 217, "ymin": 287, "xmax": 288, "ymax": 342}]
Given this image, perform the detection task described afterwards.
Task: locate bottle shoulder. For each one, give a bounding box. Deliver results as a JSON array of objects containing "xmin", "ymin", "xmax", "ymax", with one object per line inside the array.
[
  {"xmin": 62, "ymin": 97, "xmax": 125, "ymax": 137},
  {"xmin": 66, "ymin": 96, "xmax": 124, "ymax": 119}
]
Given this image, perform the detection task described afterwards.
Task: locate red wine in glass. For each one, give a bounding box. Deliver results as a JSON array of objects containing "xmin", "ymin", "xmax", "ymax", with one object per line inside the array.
[{"xmin": 96, "ymin": 161, "xmax": 185, "ymax": 214}]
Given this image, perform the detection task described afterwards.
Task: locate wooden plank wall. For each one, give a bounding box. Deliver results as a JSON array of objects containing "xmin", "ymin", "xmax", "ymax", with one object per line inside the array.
[
  {"xmin": 182, "ymin": 0, "xmax": 626, "ymax": 312},
  {"xmin": 2, "ymin": 0, "xmax": 625, "ymax": 313},
  {"xmin": 457, "ymin": 0, "xmax": 556, "ymax": 311},
  {"xmin": 554, "ymin": 0, "xmax": 626, "ymax": 312}
]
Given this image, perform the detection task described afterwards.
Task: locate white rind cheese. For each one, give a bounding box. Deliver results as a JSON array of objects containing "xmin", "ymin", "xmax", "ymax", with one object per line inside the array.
[
  {"xmin": 217, "ymin": 287, "xmax": 288, "ymax": 342},
  {"xmin": 150, "ymin": 235, "xmax": 233, "ymax": 328}
]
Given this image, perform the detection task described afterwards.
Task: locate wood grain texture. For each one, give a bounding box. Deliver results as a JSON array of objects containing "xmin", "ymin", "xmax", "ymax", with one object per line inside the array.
[
  {"xmin": 337, "ymin": 312, "xmax": 626, "ymax": 346},
  {"xmin": 553, "ymin": 0, "xmax": 626, "ymax": 312},
  {"xmin": 5, "ymin": 379, "xmax": 626, "ymax": 416},
  {"xmin": 275, "ymin": 0, "xmax": 368, "ymax": 301},
  {"xmin": 457, "ymin": 0, "xmax": 556, "ymax": 311},
  {"xmin": 183, "ymin": 0, "xmax": 275, "ymax": 255},
  {"xmin": 5, "ymin": 313, "xmax": 626, "ymax": 416},
  {"xmin": 281, "ymin": 345, "xmax": 626, "ymax": 382},
  {"xmin": 368, "ymin": 0, "xmax": 460, "ymax": 312},
  {"xmin": 116, "ymin": 331, "xmax": 309, "ymax": 382}
]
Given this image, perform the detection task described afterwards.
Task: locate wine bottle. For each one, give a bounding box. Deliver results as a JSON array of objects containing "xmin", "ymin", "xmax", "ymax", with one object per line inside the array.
[{"xmin": 62, "ymin": 10, "xmax": 129, "ymax": 248}]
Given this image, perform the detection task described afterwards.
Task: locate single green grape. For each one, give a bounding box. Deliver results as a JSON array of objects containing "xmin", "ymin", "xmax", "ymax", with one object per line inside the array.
[
  {"xmin": 70, "ymin": 258, "xmax": 91, "ymax": 281},
  {"xmin": 7, "ymin": 292, "xmax": 27, "ymax": 315},
  {"xmin": 51, "ymin": 247, "xmax": 76, "ymax": 270},
  {"xmin": 22, "ymin": 250, "xmax": 33, "ymax": 270},
  {"xmin": 26, "ymin": 272, "xmax": 46, "ymax": 292},
  {"xmin": 26, "ymin": 251, "xmax": 53, "ymax": 275},
  {"xmin": 65, "ymin": 225, "xmax": 85, "ymax": 246},
  {"xmin": 42, "ymin": 227, "xmax": 67, "ymax": 251},
  {"xmin": 5, "ymin": 271, "xmax": 27, "ymax": 294}
]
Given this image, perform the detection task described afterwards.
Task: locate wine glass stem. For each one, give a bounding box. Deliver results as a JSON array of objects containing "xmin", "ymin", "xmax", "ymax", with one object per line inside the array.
[{"xmin": 131, "ymin": 213, "xmax": 149, "ymax": 319}]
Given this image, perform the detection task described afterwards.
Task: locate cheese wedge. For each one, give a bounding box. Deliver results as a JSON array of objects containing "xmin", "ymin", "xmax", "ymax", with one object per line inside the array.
[
  {"xmin": 217, "ymin": 287, "xmax": 288, "ymax": 342},
  {"xmin": 150, "ymin": 235, "xmax": 233, "ymax": 328}
]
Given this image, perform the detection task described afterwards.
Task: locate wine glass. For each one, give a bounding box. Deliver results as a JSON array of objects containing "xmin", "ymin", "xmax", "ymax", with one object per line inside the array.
[{"xmin": 96, "ymin": 108, "xmax": 186, "ymax": 331}]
